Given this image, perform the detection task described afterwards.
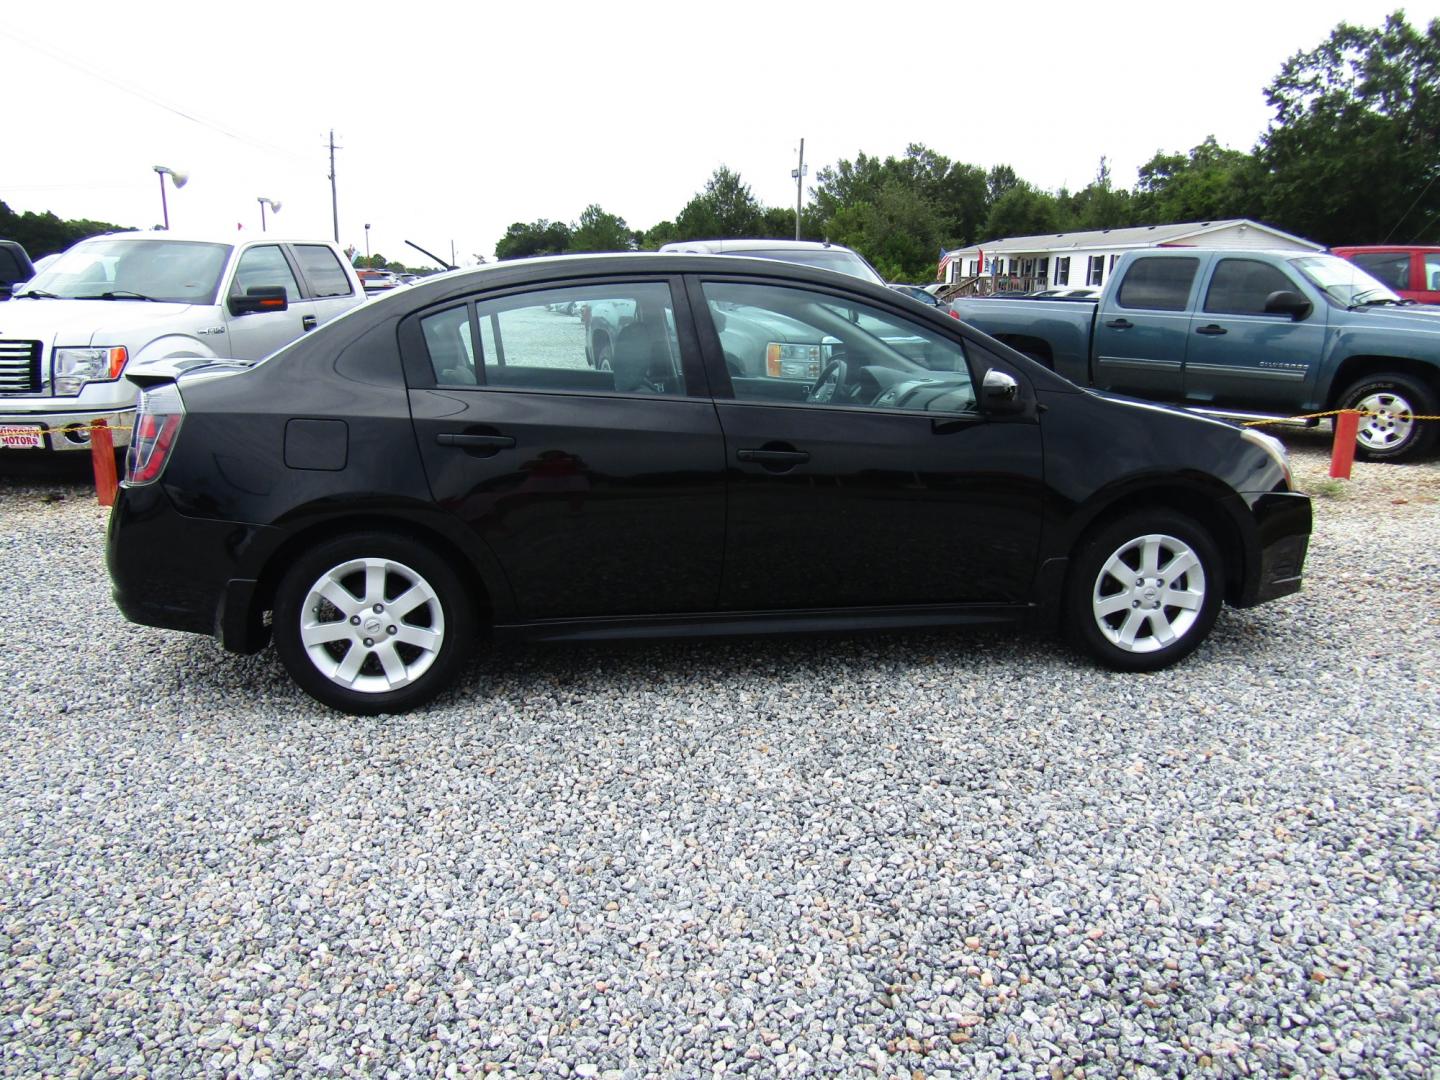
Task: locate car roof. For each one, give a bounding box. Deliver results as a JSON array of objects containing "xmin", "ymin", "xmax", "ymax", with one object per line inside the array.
[{"xmin": 658, "ymin": 239, "xmax": 857, "ymax": 254}]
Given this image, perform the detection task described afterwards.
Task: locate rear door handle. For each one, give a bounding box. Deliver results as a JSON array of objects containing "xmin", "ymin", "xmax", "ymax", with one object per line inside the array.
[
  {"xmin": 436, "ymin": 433, "xmax": 516, "ymax": 450},
  {"xmin": 1105, "ymin": 318, "xmax": 1133, "ymax": 330},
  {"xmin": 1195, "ymin": 324, "xmax": 1228, "ymax": 336},
  {"xmin": 737, "ymin": 448, "xmax": 810, "ymax": 466},
  {"xmin": 301, "ymin": 314, "xmax": 318, "ymax": 331}
]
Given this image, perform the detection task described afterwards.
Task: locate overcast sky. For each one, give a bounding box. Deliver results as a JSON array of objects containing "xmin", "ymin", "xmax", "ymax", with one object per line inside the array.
[{"xmin": 4, "ymin": 0, "xmax": 1434, "ymax": 266}]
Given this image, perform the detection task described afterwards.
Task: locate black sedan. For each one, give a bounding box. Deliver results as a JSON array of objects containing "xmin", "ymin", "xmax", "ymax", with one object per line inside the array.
[{"xmin": 108, "ymin": 254, "xmax": 1312, "ymax": 714}]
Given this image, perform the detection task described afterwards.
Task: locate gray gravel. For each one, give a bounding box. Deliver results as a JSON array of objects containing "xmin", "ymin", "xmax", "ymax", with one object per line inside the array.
[{"xmin": 0, "ymin": 438, "xmax": 1436, "ymax": 1078}]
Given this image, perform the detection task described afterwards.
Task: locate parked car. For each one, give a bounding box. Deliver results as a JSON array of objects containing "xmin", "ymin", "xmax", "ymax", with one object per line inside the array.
[
  {"xmin": 1030, "ymin": 287, "xmax": 1102, "ymax": 299},
  {"xmin": 1330, "ymin": 245, "xmax": 1440, "ymax": 305},
  {"xmin": 2, "ymin": 232, "xmax": 364, "ymax": 453},
  {"xmin": 659, "ymin": 238, "xmax": 886, "ymax": 285},
  {"xmin": 107, "ymin": 253, "xmax": 1311, "ymax": 714},
  {"xmin": 356, "ymin": 268, "xmax": 401, "ymax": 296},
  {"xmin": 949, "ymin": 248, "xmax": 1440, "ymax": 461},
  {"xmin": 0, "ymin": 239, "xmax": 36, "ymax": 300}
]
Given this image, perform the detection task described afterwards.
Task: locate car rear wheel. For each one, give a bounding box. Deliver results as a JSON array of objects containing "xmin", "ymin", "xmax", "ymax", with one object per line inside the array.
[
  {"xmin": 1340, "ymin": 373, "xmax": 1437, "ymax": 462},
  {"xmin": 1066, "ymin": 511, "xmax": 1223, "ymax": 672},
  {"xmin": 273, "ymin": 533, "xmax": 475, "ymax": 714}
]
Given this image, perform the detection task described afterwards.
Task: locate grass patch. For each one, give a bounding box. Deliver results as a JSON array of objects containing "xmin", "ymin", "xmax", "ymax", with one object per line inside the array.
[{"xmin": 1306, "ymin": 477, "xmax": 1349, "ymax": 498}]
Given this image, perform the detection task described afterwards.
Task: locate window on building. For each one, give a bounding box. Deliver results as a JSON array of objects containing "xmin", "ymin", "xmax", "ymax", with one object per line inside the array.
[
  {"xmin": 1087, "ymin": 256, "xmax": 1106, "ymax": 287},
  {"xmin": 1054, "ymin": 257, "xmax": 1070, "ymax": 286}
]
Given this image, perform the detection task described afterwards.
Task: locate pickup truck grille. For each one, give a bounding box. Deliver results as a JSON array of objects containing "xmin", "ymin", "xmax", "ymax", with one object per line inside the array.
[{"xmin": 0, "ymin": 340, "xmax": 42, "ymax": 394}]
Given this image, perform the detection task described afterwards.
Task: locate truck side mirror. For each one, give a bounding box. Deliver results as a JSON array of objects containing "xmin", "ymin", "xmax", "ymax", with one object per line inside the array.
[
  {"xmin": 1263, "ymin": 290, "xmax": 1312, "ymax": 321},
  {"xmin": 228, "ymin": 285, "xmax": 289, "ymax": 316},
  {"xmin": 980, "ymin": 368, "xmax": 1023, "ymax": 413}
]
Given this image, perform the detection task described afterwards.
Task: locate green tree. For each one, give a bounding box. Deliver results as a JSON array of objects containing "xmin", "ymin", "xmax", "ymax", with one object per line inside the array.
[
  {"xmin": 1058, "ymin": 157, "xmax": 1135, "ymax": 230},
  {"xmin": 568, "ymin": 204, "xmax": 633, "ymax": 253},
  {"xmin": 1258, "ymin": 11, "xmax": 1440, "ymax": 245},
  {"xmin": 981, "ymin": 185, "xmax": 1062, "ymax": 241},
  {"xmin": 1131, "ymin": 137, "xmax": 1262, "ymax": 225},
  {"xmin": 494, "ymin": 219, "xmax": 572, "ymax": 260},
  {"xmin": 674, "ymin": 167, "xmax": 766, "ymax": 238},
  {"xmin": 0, "ymin": 200, "xmax": 133, "ymax": 258}
]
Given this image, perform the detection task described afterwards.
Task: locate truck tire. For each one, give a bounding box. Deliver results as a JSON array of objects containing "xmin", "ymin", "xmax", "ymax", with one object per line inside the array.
[
  {"xmin": 1065, "ymin": 510, "xmax": 1223, "ymax": 672},
  {"xmin": 1340, "ymin": 373, "xmax": 1438, "ymax": 462}
]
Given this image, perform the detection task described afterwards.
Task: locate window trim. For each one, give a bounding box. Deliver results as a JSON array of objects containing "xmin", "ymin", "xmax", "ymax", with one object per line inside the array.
[
  {"xmin": 400, "ymin": 274, "xmax": 708, "ymax": 401},
  {"xmin": 685, "ymin": 273, "xmax": 984, "ymax": 417}
]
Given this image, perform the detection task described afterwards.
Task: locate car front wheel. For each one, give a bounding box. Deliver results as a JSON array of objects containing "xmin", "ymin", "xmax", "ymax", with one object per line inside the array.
[
  {"xmin": 272, "ymin": 533, "xmax": 475, "ymax": 714},
  {"xmin": 1066, "ymin": 511, "xmax": 1223, "ymax": 672},
  {"xmin": 1340, "ymin": 373, "xmax": 1438, "ymax": 462}
]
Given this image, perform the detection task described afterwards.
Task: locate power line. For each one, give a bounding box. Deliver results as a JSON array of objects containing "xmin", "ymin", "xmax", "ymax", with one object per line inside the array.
[{"xmin": 0, "ymin": 26, "xmax": 315, "ymax": 166}]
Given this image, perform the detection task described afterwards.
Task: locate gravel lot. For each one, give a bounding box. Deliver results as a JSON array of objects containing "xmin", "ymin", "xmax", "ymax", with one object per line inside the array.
[{"xmin": 0, "ymin": 433, "xmax": 1435, "ymax": 1078}]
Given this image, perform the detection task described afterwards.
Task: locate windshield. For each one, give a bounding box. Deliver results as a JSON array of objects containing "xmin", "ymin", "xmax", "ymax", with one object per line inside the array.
[
  {"xmin": 23, "ymin": 238, "xmax": 232, "ymax": 304},
  {"xmin": 732, "ymin": 247, "xmax": 887, "ymax": 286},
  {"xmin": 1291, "ymin": 254, "xmax": 1402, "ymax": 307}
]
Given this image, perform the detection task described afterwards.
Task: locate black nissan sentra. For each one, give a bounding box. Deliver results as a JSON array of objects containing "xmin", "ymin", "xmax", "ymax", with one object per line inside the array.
[{"xmin": 107, "ymin": 254, "xmax": 1312, "ymax": 714}]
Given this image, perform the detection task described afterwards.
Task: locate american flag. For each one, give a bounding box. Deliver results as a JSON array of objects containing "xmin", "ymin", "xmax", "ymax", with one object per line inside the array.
[{"xmin": 937, "ymin": 247, "xmax": 956, "ymax": 280}]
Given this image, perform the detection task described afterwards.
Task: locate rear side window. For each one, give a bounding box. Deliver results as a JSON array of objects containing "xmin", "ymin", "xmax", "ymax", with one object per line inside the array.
[
  {"xmin": 1426, "ymin": 254, "xmax": 1440, "ymax": 291},
  {"xmin": 0, "ymin": 248, "xmax": 22, "ymax": 281},
  {"xmin": 423, "ymin": 282, "xmax": 685, "ymax": 396},
  {"xmin": 1348, "ymin": 252, "xmax": 1409, "ymax": 291},
  {"xmin": 293, "ymin": 245, "xmax": 355, "ymax": 298},
  {"xmin": 1203, "ymin": 259, "xmax": 1301, "ymax": 316},
  {"xmin": 1116, "ymin": 257, "xmax": 1199, "ymax": 311}
]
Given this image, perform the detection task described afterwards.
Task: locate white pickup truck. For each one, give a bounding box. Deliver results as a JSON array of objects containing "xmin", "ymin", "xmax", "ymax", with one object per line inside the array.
[{"xmin": 1, "ymin": 232, "xmax": 365, "ymax": 452}]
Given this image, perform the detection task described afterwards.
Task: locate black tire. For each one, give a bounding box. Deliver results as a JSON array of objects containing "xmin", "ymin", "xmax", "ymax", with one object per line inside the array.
[
  {"xmin": 1339, "ymin": 373, "xmax": 1438, "ymax": 462},
  {"xmin": 272, "ymin": 532, "xmax": 476, "ymax": 715},
  {"xmin": 594, "ymin": 339, "xmax": 613, "ymax": 372},
  {"xmin": 1065, "ymin": 510, "xmax": 1224, "ymax": 672}
]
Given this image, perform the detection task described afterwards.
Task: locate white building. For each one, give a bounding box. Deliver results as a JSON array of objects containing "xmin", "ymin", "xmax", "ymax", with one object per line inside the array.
[{"xmin": 939, "ymin": 219, "xmax": 1322, "ymax": 294}]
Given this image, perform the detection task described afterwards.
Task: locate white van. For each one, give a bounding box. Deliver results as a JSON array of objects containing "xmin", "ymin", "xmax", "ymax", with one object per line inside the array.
[{"xmin": 1, "ymin": 232, "xmax": 364, "ymax": 452}]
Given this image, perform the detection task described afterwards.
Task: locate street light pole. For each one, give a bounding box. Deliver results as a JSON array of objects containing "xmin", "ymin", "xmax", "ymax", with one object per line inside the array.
[
  {"xmin": 153, "ymin": 165, "xmax": 188, "ymax": 230},
  {"xmin": 257, "ymin": 197, "xmax": 281, "ymax": 232},
  {"xmin": 365, "ymin": 224, "xmax": 371, "ymax": 260},
  {"xmin": 791, "ymin": 139, "xmax": 806, "ymax": 241}
]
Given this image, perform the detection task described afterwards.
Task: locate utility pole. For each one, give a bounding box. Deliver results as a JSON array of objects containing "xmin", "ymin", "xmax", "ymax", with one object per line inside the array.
[
  {"xmin": 328, "ymin": 129, "xmax": 342, "ymax": 244},
  {"xmin": 791, "ymin": 139, "xmax": 806, "ymax": 241}
]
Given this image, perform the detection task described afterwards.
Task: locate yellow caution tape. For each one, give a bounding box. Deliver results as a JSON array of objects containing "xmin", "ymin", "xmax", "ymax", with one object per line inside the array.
[{"xmin": 1241, "ymin": 409, "xmax": 1440, "ymax": 427}]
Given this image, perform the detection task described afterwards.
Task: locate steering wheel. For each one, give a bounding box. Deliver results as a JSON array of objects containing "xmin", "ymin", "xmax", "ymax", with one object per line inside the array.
[{"xmin": 808, "ymin": 354, "xmax": 848, "ymax": 404}]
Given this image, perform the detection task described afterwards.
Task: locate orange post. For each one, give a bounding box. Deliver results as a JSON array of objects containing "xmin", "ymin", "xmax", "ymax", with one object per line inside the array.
[
  {"xmin": 91, "ymin": 421, "xmax": 118, "ymax": 506},
  {"xmin": 1330, "ymin": 409, "xmax": 1359, "ymax": 480}
]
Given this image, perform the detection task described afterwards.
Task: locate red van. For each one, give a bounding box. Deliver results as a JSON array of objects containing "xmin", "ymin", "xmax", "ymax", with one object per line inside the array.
[{"xmin": 1330, "ymin": 246, "xmax": 1440, "ymax": 305}]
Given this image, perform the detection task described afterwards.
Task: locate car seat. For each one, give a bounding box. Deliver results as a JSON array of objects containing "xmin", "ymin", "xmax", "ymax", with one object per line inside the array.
[{"xmin": 611, "ymin": 322, "xmax": 673, "ymax": 393}]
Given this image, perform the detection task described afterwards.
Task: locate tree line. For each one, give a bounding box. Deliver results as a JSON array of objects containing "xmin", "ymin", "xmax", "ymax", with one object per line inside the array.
[{"xmin": 496, "ymin": 12, "xmax": 1439, "ymax": 282}]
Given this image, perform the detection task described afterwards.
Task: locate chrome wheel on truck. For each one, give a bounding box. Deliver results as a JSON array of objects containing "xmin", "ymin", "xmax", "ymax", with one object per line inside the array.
[{"xmin": 1341, "ymin": 374, "xmax": 1438, "ymax": 462}]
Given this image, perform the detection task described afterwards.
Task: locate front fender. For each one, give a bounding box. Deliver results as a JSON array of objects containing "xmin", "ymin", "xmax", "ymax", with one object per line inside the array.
[{"xmin": 132, "ymin": 334, "xmax": 220, "ymax": 367}]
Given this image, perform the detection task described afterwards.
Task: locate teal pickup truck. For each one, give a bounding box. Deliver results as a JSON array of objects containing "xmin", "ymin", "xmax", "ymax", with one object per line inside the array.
[{"xmin": 950, "ymin": 248, "xmax": 1440, "ymax": 461}]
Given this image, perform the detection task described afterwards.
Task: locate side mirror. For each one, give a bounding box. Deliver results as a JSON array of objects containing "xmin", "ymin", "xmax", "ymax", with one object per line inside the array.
[
  {"xmin": 228, "ymin": 285, "xmax": 289, "ymax": 316},
  {"xmin": 980, "ymin": 368, "xmax": 1022, "ymax": 413},
  {"xmin": 1263, "ymin": 290, "xmax": 1312, "ymax": 321}
]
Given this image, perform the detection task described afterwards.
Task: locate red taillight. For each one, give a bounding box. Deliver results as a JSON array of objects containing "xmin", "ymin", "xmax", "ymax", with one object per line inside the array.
[
  {"xmin": 948, "ymin": 309, "xmax": 960, "ymax": 320},
  {"xmin": 126, "ymin": 385, "xmax": 185, "ymax": 485}
]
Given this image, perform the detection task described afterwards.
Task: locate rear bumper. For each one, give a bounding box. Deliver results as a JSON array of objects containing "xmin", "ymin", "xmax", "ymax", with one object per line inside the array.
[
  {"xmin": 0, "ymin": 406, "xmax": 135, "ymax": 450},
  {"xmin": 107, "ymin": 482, "xmax": 278, "ymax": 652}
]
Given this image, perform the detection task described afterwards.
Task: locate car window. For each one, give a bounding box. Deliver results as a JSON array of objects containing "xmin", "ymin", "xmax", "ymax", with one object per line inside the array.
[
  {"xmin": 292, "ymin": 244, "xmax": 355, "ymax": 298},
  {"xmin": 1116, "ymin": 257, "xmax": 1199, "ymax": 311},
  {"xmin": 0, "ymin": 248, "xmax": 21, "ymax": 280},
  {"xmin": 1349, "ymin": 252, "xmax": 1409, "ymax": 291},
  {"xmin": 1203, "ymin": 259, "xmax": 1301, "ymax": 316},
  {"xmin": 424, "ymin": 282, "xmax": 685, "ymax": 396},
  {"xmin": 702, "ymin": 281, "xmax": 975, "ymax": 414},
  {"xmin": 1424, "ymin": 254, "xmax": 1440, "ymax": 292},
  {"xmin": 231, "ymin": 245, "xmax": 302, "ymax": 303}
]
